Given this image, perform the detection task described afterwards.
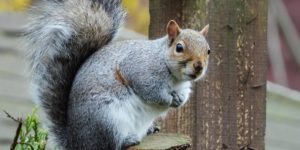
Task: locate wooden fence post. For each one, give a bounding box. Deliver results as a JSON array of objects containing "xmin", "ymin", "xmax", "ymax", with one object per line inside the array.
[{"xmin": 149, "ymin": 0, "xmax": 268, "ymax": 149}]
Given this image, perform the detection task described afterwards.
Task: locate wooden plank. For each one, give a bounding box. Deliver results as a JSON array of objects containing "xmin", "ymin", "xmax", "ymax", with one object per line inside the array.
[
  {"xmin": 0, "ymin": 12, "xmax": 28, "ymax": 33},
  {"xmin": 0, "ymin": 35, "xmax": 23, "ymax": 54},
  {"xmin": 129, "ymin": 133, "xmax": 191, "ymax": 150},
  {"xmin": 0, "ymin": 53, "xmax": 27, "ymax": 77},
  {"xmin": 266, "ymin": 119, "xmax": 300, "ymax": 150},
  {"xmin": 0, "ymin": 51, "xmax": 30, "ymax": 101},
  {"xmin": 0, "ymin": 79, "xmax": 30, "ymax": 102},
  {"xmin": 267, "ymin": 81, "xmax": 300, "ymax": 103},
  {"xmin": 265, "ymin": 82, "xmax": 300, "ymax": 150}
]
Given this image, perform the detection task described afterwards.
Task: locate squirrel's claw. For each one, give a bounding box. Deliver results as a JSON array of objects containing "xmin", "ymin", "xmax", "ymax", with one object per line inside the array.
[
  {"xmin": 170, "ymin": 91, "xmax": 185, "ymax": 107},
  {"xmin": 147, "ymin": 126, "xmax": 160, "ymax": 135}
]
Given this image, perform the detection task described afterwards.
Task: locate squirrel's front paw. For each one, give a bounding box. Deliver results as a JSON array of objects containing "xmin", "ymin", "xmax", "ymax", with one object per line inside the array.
[{"xmin": 170, "ymin": 91, "xmax": 185, "ymax": 107}]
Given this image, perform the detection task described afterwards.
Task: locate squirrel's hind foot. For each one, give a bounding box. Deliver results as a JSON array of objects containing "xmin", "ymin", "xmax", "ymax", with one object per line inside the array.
[
  {"xmin": 121, "ymin": 134, "xmax": 141, "ymax": 150},
  {"xmin": 147, "ymin": 125, "xmax": 160, "ymax": 135}
]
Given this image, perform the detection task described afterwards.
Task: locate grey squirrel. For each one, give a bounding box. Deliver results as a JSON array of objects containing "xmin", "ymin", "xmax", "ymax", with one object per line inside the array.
[{"xmin": 24, "ymin": 0, "xmax": 210, "ymax": 149}]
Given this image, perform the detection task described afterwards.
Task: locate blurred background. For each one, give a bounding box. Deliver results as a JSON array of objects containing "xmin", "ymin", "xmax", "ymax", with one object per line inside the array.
[{"xmin": 0, "ymin": 0, "xmax": 299, "ymax": 149}]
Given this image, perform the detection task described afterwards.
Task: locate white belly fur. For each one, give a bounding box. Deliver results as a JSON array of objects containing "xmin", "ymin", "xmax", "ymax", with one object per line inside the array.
[
  {"xmin": 109, "ymin": 81, "xmax": 192, "ymax": 140},
  {"xmin": 109, "ymin": 94, "xmax": 168, "ymax": 140}
]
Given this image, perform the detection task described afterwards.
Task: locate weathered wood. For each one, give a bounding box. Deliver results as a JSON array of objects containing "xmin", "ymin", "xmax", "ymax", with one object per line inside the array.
[
  {"xmin": 149, "ymin": 2, "xmax": 207, "ymax": 149},
  {"xmin": 149, "ymin": 0, "xmax": 267, "ymax": 150},
  {"xmin": 128, "ymin": 133, "xmax": 191, "ymax": 150}
]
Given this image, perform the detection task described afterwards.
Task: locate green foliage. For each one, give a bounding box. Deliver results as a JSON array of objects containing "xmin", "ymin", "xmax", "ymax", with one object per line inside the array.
[
  {"xmin": 14, "ymin": 108, "xmax": 48, "ymax": 150},
  {"xmin": 0, "ymin": 0, "xmax": 32, "ymax": 11}
]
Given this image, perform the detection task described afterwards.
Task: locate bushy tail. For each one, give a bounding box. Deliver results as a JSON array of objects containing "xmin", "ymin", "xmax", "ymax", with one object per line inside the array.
[{"xmin": 24, "ymin": 0, "xmax": 125, "ymax": 148}]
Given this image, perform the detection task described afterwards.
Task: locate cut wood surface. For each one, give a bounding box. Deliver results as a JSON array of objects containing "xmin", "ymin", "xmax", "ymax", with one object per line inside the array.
[{"xmin": 128, "ymin": 133, "xmax": 191, "ymax": 150}]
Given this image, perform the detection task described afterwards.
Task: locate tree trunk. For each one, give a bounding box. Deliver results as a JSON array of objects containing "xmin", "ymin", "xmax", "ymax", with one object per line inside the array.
[{"xmin": 149, "ymin": 0, "xmax": 268, "ymax": 150}]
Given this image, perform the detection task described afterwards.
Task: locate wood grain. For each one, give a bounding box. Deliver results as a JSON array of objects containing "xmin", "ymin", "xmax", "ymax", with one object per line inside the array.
[{"xmin": 149, "ymin": 1, "xmax": 268, "ymax": 149}]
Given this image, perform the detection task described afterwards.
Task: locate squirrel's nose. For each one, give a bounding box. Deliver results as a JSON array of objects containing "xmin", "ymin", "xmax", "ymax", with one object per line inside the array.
[{"xmin": 193, "ymin": 61, "xmax": 203, "ymax": 73}]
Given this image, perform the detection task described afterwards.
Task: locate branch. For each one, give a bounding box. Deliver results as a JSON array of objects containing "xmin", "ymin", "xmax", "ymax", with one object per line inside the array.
[{"xmin": 3, "ymin": 110, "xmax": 23, "ymax": 150}]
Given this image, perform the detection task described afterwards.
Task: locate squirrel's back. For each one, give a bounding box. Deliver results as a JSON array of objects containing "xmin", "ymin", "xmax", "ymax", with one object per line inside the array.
[{"xmin": 24, "ymin": 0, "xmax": 125, "ymax": 148}]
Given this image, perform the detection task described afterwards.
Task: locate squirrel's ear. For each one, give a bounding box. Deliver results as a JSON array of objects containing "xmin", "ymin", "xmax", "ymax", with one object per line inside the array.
[
  {"xmin": 166, "ymin": 20, "xmax": 181, "ymax": 40},
  {"xmin": 200, "ymin": 24, "xmax": 209, "ymax": 37}
]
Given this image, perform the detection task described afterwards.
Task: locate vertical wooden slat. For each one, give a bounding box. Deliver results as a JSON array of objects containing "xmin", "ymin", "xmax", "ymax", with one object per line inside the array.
[{"xmin": 149, "ymin": 0, "xmax": 267, "ymax": 149}]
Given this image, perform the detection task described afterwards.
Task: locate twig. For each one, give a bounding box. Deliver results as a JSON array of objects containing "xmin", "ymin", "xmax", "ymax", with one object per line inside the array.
[
  {"xmin": 3, "ymin": 111, "xmax": 23, "ymax": 150},
  {"xmin": 4, "ymin": 110, "xmax": 22, "ymax": 123}
]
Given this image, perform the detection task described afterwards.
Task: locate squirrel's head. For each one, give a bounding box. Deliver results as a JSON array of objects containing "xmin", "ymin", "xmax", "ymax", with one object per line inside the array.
[{"xmin": 166, "ymin": 20, "xmax": 210, "ymax": 81}]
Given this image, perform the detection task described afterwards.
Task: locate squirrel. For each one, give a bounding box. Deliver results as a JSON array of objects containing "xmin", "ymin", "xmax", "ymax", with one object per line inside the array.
[{"xmin": 23, "ymin": 0, "xmax": 210, "ymax": 150}]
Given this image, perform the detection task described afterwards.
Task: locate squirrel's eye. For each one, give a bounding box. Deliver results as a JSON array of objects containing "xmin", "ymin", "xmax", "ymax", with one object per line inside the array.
[
  {"xmin": 207, "ymin": 49, "xmax": 211, "ymax": 55},
  {"xmin": 176, "ymin": 43, "xmax": 184, "ymax": 53}
]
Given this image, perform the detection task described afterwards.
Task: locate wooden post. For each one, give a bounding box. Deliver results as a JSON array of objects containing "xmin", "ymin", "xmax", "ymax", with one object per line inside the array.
[{"xmin": 149, "ymin": 0, "xmax": 268, "ymax": 150}]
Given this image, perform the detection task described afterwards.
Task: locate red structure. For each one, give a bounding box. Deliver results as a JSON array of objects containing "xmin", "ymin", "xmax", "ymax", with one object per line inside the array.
[{"xmin": 268, "ymin": 0, "xmax": 300, "ymax": 91}]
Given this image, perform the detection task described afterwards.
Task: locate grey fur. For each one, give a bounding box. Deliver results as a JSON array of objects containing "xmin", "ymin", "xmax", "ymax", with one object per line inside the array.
[
  {"xmin": 69, "ymin": 35, "xmax": 208, "ymax": 149},
  {"xmin": 24, "ymin": 0, "xmax": 125, "ymax": 149},
  {"xmin": 24, "ymin": 0, "xmax": 210, "ymax": 150}
]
